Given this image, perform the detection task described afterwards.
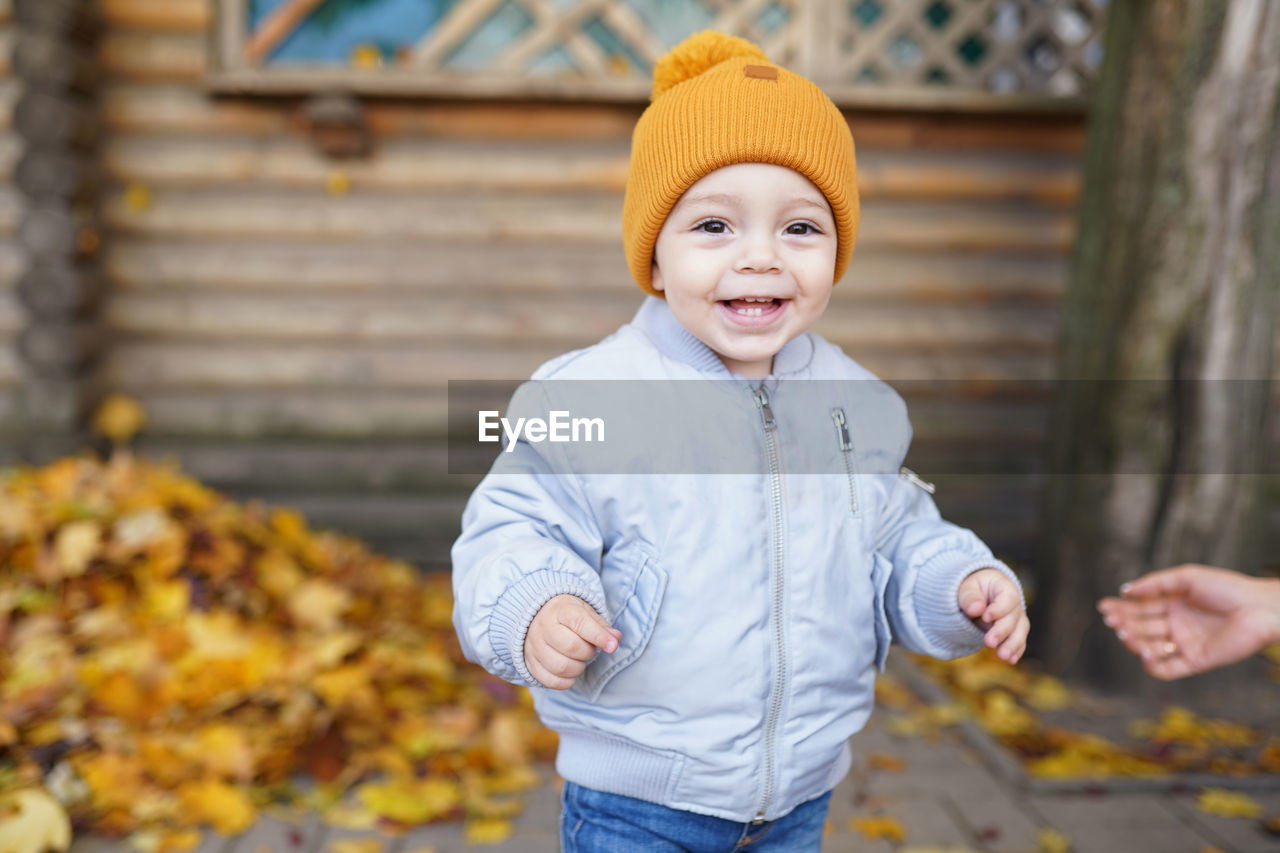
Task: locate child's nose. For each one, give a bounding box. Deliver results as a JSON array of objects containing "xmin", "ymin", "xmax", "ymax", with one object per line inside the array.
[{"xmin": 733, "ymin": 233, "xmax": 782, "ymax": 274}]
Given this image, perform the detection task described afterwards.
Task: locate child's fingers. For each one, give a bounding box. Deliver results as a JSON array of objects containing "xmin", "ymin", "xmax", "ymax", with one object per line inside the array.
[
  {"xmin": 993, "ymin": 613, "xmax": 1030, "ymax": 663},
  {"xmin": 956, "ymin": 577, "xmax": 987, "ymax": 617},
  {"xmin": 979, "ymin": 582, "xmax": 1021, "ymax": 623},
  {"xmin": 525, "ymin": 647, "xmax": 580, "ymax": 690},
  {"xmin": 983, "ymin": 608, "xmax": 1022, "ymax": 648},
  {"xmin": 558, "ymin": 598, "xmax": 621, "ymax": 653},
  {"xmin": 546, "ymin": 623, "xmax": 600, "ymax": 662}
]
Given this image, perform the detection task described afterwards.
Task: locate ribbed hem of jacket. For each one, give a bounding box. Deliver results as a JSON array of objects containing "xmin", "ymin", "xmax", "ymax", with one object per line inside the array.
[
  {"xmin": 913, "ymin": 556, "xmax": 1024, "ymax": 658},
  {"xmin": 557, "ymin": 729, "xmax": 854, "ymax": 822},
  {"xmin": 557, "ymin": 728, "xmax": 685, "ymax": 806},
  {"xmin": 489, "ymin": 569, "xmax": 609, "ymax": 688}
]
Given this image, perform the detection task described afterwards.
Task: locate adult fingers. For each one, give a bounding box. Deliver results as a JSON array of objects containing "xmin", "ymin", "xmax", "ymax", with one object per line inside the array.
[
  {"xmin": 1121, "ymin": 566, "xmax": 1197, "ymax": 600},
  {"xmin": 1143, "ymin": 650, "xmax": 1196, "ymax": 681},
  {"xmin": 1123, "ymin": 611, "xmax": 1171, "ymax": 642},
  {"xmin": 560, "ymin": 600, "xmax": 621, "ymax": 653}
]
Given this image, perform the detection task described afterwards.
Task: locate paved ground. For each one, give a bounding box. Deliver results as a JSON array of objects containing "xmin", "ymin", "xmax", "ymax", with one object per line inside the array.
[{"xmin": 68, "ymin": 654, "xmax": 1280, "ymax": 853}]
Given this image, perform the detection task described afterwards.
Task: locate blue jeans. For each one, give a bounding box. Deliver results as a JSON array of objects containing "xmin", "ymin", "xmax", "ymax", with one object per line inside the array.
[{"xmin": 559, "ymin": 781, "xmax": 832, "ymax": 852}]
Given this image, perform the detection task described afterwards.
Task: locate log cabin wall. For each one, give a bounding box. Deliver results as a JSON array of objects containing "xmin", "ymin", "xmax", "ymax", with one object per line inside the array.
[
  {"xmin": 17, "ymin": 0, "xmax": 1260, "ymax": 573},
  {"xmin": 89, "ymin": 0, "xmax": 1092, "ymax": 571},
  {"xmin": 0, "ymin": 0, "xmax": 21, "ymax": 453}
]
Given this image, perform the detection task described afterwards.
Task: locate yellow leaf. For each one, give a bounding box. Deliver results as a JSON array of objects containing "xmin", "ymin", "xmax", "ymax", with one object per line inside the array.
[
  {"xmin": 329, "ymin": 840, "xmax": 384, "ymax": 853},
  {"xmin": 326, "ymin": 170, "xmax": 351, "ymax": 197},
  {"xmin": 124, "ymin": 182, "xmax": 153, "ymax": 213},
  {"xmin": 93, "ymin": 393, "xmax": 147, "ymax": 444},
  {"xmin": 357, "ymin": 778, "xmax": 460, "ymax": 824},
  {"xmin": 465, "ymin": 817, "xmax": 513, "ymax": 845},
  {"xmin": 1038, "ymin": 827, "xmax": 1072, "ymax": 852},
  {"xmin": 288, "ymin": 579, "xmax": 351, "ymax": 632},
  {"xmin": 144, "ymin": 579, "xmax": 191, "ymax": 621},
  {"xmin": 1024, "ymin": 675, "xmax": 1072, "ymax": 711},
  {"xmin": 0, "ymin": 789, "xmax": 72, "ymax": 853},
  {"xmin": 978, "ymin": 690, "xmax": 1036, "ymax": 737},
  {"xmin": 176, "ymin": 779, "xmax": 257, "ymax": 835},
  {"xmin": 350, "ymin": 44, "xmax": 383, "ymax": 70},
  {"xmin": 849, "ymin": 815, "xmax": 907, "ymax": 843},
  {"xmin": 195, "ymin": 724, "xmax": 256, "ymax": 781},
  {"xmin": 1196, "ymin": 788, "xmax": 1263, "ymax": 819},
  {"xmin": 54, "ymin": 519, "xmax": 101, "ymax": 577}
]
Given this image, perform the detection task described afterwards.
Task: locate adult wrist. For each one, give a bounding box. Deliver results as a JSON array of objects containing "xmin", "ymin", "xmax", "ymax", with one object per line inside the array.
[{"xmin": 1262, "ymin": 577, "xmax": 1280, "ymax": 646}]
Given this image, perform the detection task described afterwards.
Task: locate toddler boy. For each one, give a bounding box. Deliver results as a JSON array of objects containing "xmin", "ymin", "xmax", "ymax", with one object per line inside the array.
[{"xmin": 453, "ymin": 30, "xmax": 1029, "ymax": 852}]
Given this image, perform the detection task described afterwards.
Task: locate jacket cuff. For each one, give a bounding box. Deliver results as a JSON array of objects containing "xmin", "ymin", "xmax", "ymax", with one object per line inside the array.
[
  {"xmin": 914, "ymin": 556, "xmax": 1023, "ymax": 658},
  {"xmin": 489, "ymin": 569, "xmax": 609, "ymax": 687}
]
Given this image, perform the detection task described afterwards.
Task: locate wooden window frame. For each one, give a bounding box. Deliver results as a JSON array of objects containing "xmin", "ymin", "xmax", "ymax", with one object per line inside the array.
[{"xmin": 207, "ymin": 0, "xmax": 1101, "ymax": 113}]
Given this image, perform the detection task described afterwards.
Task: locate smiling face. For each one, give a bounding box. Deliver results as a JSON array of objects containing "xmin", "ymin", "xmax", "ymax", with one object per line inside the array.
[{"xmin": 650, "ymin": 163, "xmax": 838, "ymax": 378}]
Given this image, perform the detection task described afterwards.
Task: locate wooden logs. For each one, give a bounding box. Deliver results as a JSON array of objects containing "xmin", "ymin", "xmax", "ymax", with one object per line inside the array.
[
  {"xmin": 14, "ymin": 90, "xmax": 98, "ymax": 148},
  {"xmin": 15, "ymin": 149, "xmax": 97, "ymax": 199},
  {"xmin": 11, "ymin": 0, "xmax": 103, "ymax": 449},
  {"xmin": 17, "ymin": 320, "xmax": 103, "ymax": 375},
  {"xmin": 12, "ymin": 32, "xmax": 98, "ymax": 94},
  {"xmin": 17, "ymin": 262, "xmax": 101, "ymax": 317}
]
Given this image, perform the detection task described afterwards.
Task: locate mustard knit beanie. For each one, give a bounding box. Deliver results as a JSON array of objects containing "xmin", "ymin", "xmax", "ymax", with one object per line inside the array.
[{"xmin": 622, "ymin": 31, "xmax": 859, "ymax": 296}]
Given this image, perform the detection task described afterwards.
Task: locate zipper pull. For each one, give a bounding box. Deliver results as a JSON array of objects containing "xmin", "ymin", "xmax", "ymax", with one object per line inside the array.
[
  {"xmin": 753, "ymin": 386, "xmax": 776, "ymax": 430},
  {"xmin": 830, "ymin": 407, "xmax": 852, "ymax": 451},
  {"xmin": 899, "ymin": 466, "xmax": 936, "ymax": 494}
]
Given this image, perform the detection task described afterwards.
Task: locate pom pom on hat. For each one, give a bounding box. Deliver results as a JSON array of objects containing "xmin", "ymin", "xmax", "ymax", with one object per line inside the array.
[{"xmin": 651, "ymin": 31, "xmax": 769, "ymax": 100}]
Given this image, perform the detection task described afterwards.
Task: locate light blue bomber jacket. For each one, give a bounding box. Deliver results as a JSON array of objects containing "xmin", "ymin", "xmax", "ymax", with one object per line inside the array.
[{"xmin": 451, "ymin": 295, "xmax": 1022, "ymax": 823}]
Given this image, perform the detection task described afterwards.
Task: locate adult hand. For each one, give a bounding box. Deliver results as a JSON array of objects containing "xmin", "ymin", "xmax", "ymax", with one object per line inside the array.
[
  {"xmin": 1097, "ymin": 564, "xmax": 1280, "ymax": 680},
  {"xmin": 958, "ymin": 568, "xmax": 1029, "ymax": 664},
  {"xmin": 523, "ymin": 594, "xmax": 622, "ymax": 690}
]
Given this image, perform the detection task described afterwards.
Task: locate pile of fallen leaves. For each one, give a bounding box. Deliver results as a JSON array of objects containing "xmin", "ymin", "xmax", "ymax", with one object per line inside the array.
[
  {"xmin": 0, "ymin": 452, "xmax": 551, "ymax": 849},
  {"xmin": 902, "ymin": 648, "xmax": 1280, "ymax": 781}
]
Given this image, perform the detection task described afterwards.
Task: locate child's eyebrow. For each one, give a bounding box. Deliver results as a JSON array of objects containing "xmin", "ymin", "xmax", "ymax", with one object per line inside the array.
[
  {"xmin": 681, "ymin": 193, "xmax": 831, "ymax": 214},
  {"xmin": 682, "ymin": 192, "xmax": 742, "ymax": 207}
]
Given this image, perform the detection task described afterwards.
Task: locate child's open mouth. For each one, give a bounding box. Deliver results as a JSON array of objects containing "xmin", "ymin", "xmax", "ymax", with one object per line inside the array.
[{"xmin": 720, "ymin": 297, "xmax": 787, "ymax": 326}]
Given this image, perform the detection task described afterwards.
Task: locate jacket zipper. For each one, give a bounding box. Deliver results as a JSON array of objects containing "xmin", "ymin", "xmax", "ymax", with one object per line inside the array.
[
  {"xmin": 752, "ymin": 384, "xmax": 786, "ymax": 822},
  {"xmin": 830, "ymin": 407, "xmax": 858, "ymax": 514}
]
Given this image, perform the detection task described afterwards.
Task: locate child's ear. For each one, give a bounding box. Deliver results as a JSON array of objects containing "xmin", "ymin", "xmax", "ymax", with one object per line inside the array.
[{"xmin": 650, "ymin": 261, "xmax": 664, "ymax": 292}]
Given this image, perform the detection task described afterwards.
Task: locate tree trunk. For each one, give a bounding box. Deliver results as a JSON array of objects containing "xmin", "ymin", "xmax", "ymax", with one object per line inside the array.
[{"xmin": 1033, "ymin": 0, "xmax": 1280, "ymax": 688}]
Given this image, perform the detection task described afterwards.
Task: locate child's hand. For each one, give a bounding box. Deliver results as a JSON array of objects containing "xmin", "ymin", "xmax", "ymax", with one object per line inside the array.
[
  {"xmin": 524, "ymin": 595, "xmax": 623, "ymax": 690},
  {"xmin": 957, "ymin": 569, "xmax": 1029, "ymax": 663}
]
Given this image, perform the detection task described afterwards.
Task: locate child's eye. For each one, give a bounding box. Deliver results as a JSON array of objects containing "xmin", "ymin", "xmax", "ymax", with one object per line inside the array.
[
  {"xmin": 786, "ymin": 222, "xmax": 821, "ymax": 235},
  {"xmin": 694, "ymin": 219, "xmax": 728, "ymax": 234}
]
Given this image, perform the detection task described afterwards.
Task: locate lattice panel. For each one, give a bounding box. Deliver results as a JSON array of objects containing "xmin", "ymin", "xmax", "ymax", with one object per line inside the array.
[
  {"xmin": 411, "ymin": 0, "xmax": 802, "ymax": 78},
  {"xmin": 214, "ymin": 0, "xmax": 1106, "ymax": 107},
  {"xmin": 831, "ymin": 0, "xmax": 1105, "ymax": 96}
]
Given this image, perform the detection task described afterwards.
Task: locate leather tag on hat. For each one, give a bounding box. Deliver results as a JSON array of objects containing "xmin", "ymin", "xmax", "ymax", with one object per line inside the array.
[{"xmin": 743, "ymin": 64, "xmax": 778, "ymax": 80}]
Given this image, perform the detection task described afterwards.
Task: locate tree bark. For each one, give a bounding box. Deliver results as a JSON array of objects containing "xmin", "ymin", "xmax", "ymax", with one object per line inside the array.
[{"xmin": 1033, "ymin": 0, "xmax": 1280, "ymax": 687}]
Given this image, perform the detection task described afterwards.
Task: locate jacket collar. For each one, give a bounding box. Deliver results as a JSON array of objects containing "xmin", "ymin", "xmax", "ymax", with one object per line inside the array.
[{"xmin": 630, "ymin": 296, "xmax": 814, "ymax": 378}]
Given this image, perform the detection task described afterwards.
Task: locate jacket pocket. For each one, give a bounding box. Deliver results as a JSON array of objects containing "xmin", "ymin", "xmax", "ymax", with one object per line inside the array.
[
  {"xmin": 574, "ymin": 551, "xmax": 669, "ymax": 701},
  {"xmin": 870, "ymin": 552, "xmax": 894, "ymax": 672}
]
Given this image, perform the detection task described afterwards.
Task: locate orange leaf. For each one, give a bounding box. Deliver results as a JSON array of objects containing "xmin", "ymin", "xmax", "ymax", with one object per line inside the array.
[{"xmin": 849, "ymin": 815, "xmax": 907, "ymax": 842}]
